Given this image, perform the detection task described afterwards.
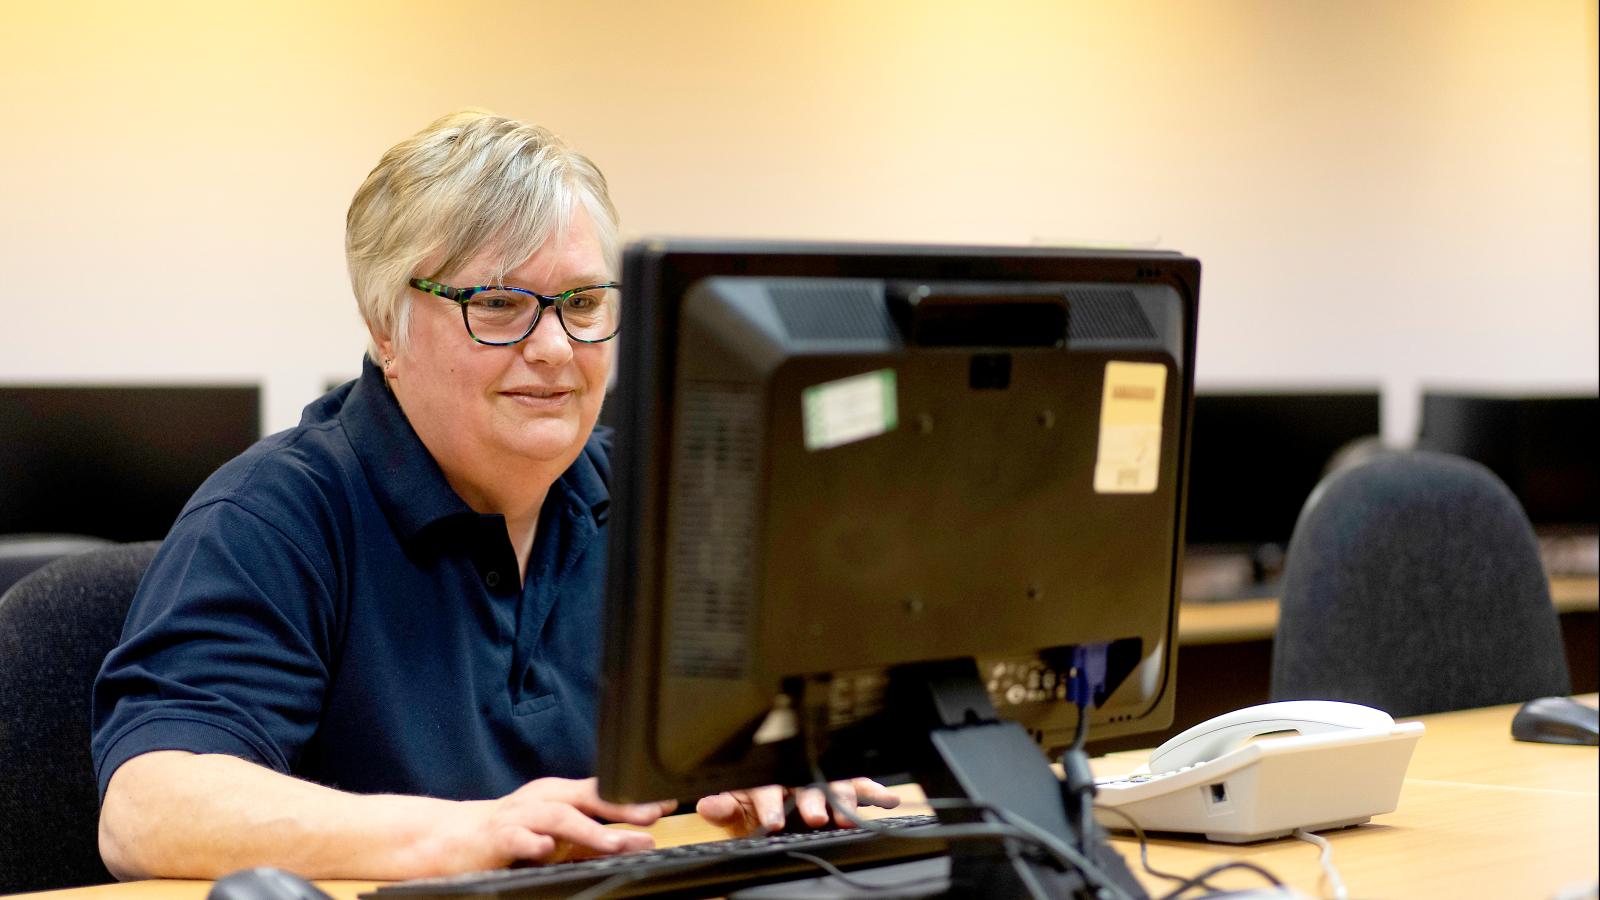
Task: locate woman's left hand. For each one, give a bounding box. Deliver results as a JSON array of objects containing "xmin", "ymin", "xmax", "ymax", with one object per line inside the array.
[{"xmin": 695, "ymin": 778, "xmax": 901, "ymax": 834}]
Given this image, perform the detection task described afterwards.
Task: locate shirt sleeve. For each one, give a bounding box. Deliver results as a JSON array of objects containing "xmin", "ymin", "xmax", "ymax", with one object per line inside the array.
[{"xmin": 91, "ymin": 496, "xmax": 339, "ymax": 800}]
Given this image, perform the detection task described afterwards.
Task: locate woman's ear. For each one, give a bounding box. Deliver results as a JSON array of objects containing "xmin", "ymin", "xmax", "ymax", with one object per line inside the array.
[{"xmin": 369, "ymin": 326, "xmax": 398, "ymax": 380}]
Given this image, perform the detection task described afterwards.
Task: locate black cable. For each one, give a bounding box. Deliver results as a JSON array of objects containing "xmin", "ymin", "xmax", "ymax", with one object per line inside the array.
[
  {"xmin": 1151, "ymin": 859, "xmax": 1284, "ymax": 900},
  {"xmin": 1063, "ymin": 698, "xmax": 1096, "ymax": 855},
  {"xmin": 921, "ymin": 797, "xmax": 1140, "ymax": 900},
  {"xmin": 781, "ymin": 849, "xmax": 950, "ymax": 893},
  {"xmin": 1071, "ymin": 696, "xmax": 1092, "ymax": 752},
  {"xmin": 1092, "ymin": 804, "xmax": 1219, "ymax": 892}
]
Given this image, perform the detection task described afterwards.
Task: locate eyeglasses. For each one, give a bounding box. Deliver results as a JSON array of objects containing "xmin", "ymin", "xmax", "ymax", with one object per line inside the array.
[{"xmin": 409, "ymin": 278, "xmax": 622, "ymax": 345}]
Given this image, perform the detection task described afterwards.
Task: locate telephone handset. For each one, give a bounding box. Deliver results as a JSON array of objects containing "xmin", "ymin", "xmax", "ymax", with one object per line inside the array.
[
  {"xmin": 1095, "ymin": 700, "xmax": 1424, "ymax": 843},
  {"xmin": 1145, "ymin": 700, "xmax": 1399, "ymax": 774}
]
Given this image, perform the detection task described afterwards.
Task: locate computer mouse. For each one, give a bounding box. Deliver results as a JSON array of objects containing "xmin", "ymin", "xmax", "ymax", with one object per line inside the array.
[
  {"xmin": 207, "ymin": 867, "xmax": 333, "ymax": 900},
  {"xmin": 1511, "ymin": 696, "xmax": 1600, "ymax": 746}
]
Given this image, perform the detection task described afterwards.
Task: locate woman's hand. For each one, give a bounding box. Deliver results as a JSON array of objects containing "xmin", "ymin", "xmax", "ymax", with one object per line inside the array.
[
  {"xmin": 423, "ymin": 777, "xmax": 678, "ymax": 872},
  {"xmin": 695, "ymin": 778, "xmax": 901, "ymax": 834}
]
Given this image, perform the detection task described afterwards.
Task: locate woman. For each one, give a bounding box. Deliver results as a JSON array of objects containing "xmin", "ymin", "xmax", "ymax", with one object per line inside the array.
[{"xmin": 91, "ymin": 110, "xmax": 891, "ymax": 881}]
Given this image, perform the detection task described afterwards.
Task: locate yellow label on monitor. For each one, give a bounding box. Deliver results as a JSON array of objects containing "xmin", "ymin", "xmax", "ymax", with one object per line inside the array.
[
  {"xmin": 1094, "ymin": 361, "xmax": 1167, "ymax": 494},
  {"xmin": 802, "ymin": 369, "xmax": 898, "ymax": 451}
]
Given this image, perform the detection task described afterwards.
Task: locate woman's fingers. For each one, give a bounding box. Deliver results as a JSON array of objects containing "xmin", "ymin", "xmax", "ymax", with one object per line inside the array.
[
  {"xmin": 480, "ymin": 780, "xmax": 664, "ymax": 866},
  {"xmin": 694, "ymin": 792, "xmax": 742, "ymax": 826},
  {"xmin": 491, "ymin": 825, "xmax": 556, "ymax": 863},
  {"xmin": 748, "ymin": 785, "xmax": 787, "ymax": 831},
  {"xmin": 514, "ymin": 800, "xmax": 655, "ymax": 863},
  {"xmin": 695, "ymin": 778, "xmax": 904, "ymax": 834},
  {"xmin": 519, "ymin": 777, "xmax": 676, "ymax": 825},
  {"xmin": 696, "ymin": 785, "xmax": 787, "ymax": 833},
  {"xmin": 794, "ymin": 787, "xmax": 831, "ymax": 828},
  {"xmin": 851, "ymin": 777, "xmax": 902, "ymax": 810}
]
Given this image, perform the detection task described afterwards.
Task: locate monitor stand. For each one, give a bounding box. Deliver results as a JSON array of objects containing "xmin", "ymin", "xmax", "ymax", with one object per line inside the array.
[
  {"xmin": 768, "ymin": 660, "xmax": 1148, "ymax": 899},
  {"xmin": 902, "ymin": 660, "xmax": 1145, "ymax": 899}
]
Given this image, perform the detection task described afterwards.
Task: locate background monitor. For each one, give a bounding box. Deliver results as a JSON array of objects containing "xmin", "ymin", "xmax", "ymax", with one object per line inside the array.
[
  {"xmin": 598, "ymin": 240, "xmax": 1199, "ymax": 813},
  {"xmin": 0, "ymin": 385, "xmax": 260, "ymax": 542},
  {"xmin": 1183, "ymin": 390, "xmax": 1382, "ymax": 549},
  {"xmin": 1417, "ymin": 392, "xmax": 1598, "ymax": 532}
]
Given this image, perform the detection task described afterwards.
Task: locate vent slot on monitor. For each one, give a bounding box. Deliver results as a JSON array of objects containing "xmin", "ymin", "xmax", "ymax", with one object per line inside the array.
[
  {"xmin": 1065, "ymin": 289, "xmax": 1156, "ymax": 341},
  {"xmin": 666, "ymin": 382, "xmax": 762, "ymax": 679},
  {"xmin": 769, "ymin": 282, "xmax": 896, "ymax": 341}
]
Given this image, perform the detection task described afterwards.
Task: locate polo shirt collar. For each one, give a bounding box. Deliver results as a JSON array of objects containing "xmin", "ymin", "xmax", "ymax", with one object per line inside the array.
[
  {"xmin": 559, "ymin": 425, "xmax": 612, "ymax": 527},
  {"xmin": 332, "ymin": 359, "xmax": 612, "ymax": 544},
  {"xmin": 337, "ymin": 358, "xmax": 477, "ymax": 544}
]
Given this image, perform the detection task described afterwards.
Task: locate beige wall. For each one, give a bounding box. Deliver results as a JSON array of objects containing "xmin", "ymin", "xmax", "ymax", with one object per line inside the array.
[{"xmin": 2, "ymin": 0, "xmax": 1596, "ymax": 438}]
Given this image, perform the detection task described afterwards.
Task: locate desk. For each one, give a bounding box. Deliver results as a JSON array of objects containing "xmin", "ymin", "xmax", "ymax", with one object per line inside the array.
[{"xmin": 28, "ymin": 699, "xmax": 1597, "ymax": 900}]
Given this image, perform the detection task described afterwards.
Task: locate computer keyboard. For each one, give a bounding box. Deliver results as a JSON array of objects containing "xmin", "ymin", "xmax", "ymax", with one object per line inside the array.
[{"xmin": 361, "ymin": 814, "xmax": 945, "ymax": 899}]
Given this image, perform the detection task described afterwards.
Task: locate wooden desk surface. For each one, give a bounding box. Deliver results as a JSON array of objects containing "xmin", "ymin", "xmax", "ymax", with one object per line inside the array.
[
  {"xmin": 1102, "ymin": 696, "xmax": 1599, "ymax": 897},
  {"xmin": 1400, "ymin": 697, "xmax": 1599, "ymax": 793},
  {"xmin": 1132, "ymin": 777, "xmax": 1596, "ymax": 897},
  {"xmin": 1179, "ymin": 575, "xmax": 1598, "ymax": 645},
  {"xmin": 29, "ymin": 699, "xmax": 1596, "ymax": 900}
]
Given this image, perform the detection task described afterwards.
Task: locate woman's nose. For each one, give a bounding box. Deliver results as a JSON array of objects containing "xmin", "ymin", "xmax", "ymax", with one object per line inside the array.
[{"xmin": 521, "ymin": 309, "xmax": 574, "ymax": 365}]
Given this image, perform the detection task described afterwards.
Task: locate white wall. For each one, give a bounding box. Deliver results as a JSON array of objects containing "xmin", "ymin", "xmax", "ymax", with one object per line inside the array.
[{"xmin": 3, "ymin": 0, "xmax": 1595, "ymax": 440}]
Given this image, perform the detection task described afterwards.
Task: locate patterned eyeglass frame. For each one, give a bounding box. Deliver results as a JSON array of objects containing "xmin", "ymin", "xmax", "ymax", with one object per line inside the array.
[{"xmin": 408, "ymin": 277, "xmax": 622, "ymax": 345}]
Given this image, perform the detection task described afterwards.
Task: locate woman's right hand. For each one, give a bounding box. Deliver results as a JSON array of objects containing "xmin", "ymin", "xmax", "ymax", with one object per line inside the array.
[{"xmin": 422, "ymin": 777, "xmax": 678, "ymax": 872}]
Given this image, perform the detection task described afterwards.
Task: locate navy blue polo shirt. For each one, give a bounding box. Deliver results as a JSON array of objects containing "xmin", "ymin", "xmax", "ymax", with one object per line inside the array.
[{"xmin": 91, "ymin": 358, "xmax": 611, "ymax": 801}]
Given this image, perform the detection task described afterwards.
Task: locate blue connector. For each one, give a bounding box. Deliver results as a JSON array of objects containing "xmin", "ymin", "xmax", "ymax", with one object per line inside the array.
[{"xmin": 1067, "ymin": 641, "xmax": 1110, "ymax": 709}]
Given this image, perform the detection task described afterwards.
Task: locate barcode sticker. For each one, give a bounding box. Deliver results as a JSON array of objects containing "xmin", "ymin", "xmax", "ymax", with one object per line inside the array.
[{"xmin": 1094, "ymin": 361, "xmax": 1167, "ymax": 494}]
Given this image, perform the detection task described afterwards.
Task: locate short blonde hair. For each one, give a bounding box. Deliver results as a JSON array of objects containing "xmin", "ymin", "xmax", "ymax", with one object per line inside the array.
[{"xmin": 346, "ymin": 110, "xmax": 620, "ymax": 363}]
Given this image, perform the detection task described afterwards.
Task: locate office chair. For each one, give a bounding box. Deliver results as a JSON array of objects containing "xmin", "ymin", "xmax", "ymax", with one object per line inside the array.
[
  {"xmin": 0, "ymin": 533, "xmax": 113, "ymax": 598},
  {"xmin": 0, "ymin": 540, "xmax": 160, "ymax": 893},
  {"xmin": 1271, "ymin": 451, "xmax": 1570, "ymax": 717}
]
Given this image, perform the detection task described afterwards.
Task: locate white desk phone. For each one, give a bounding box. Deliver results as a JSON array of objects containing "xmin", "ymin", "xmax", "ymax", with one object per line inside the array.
[{"xmin": 1093, "ymin": 700, "xmax": 1425, "ymax": 843}]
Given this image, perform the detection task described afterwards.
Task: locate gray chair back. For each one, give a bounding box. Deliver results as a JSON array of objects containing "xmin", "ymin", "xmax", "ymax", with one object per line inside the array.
[
  {"xmin": 0, "ymin": 533, "xmax": 114, "ymax": 599},
  {"xmin": 0, "ymin": 541, "xmax": 160, "ymax": 893},
  {"xmin": 1271, "ymin": 451, "xmax": 1569, "ymax": 717}
]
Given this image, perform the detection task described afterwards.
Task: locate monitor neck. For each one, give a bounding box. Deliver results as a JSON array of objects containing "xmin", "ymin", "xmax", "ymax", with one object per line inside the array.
[{"xmin": 817, "ymin": 659, "xmax": 1147, "ymax": 899}]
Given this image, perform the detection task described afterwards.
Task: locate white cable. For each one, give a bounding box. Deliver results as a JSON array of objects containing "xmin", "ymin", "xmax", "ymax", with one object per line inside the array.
[{"xmin": 1292, "ymin": 828, "xmax": 1348, "ymax": 900}]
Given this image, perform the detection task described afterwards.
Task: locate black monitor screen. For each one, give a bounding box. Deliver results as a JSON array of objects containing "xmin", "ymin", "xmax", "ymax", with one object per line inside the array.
[
  {"xmin": 1418, "ymin": 393, "xmax": 1598, "ymax": 530},
  {"xmin": 1184, "ymin": 391, "xmax": 1381, "ymax": 548},
  {"xmin": 0, "ymin": 385, "xmax": 260, "ymax": 542},
  {"xmin": 598, "ymin": 241, "xmax": 1199, "ymax": 811}
]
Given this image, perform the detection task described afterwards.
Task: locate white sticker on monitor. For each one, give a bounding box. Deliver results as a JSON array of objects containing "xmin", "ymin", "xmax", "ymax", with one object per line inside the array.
[
  {"xmin": 1094, "ymin": 361, "xmax": 1167, "ymax": 494},
  {"xmin": 802, "ymin": 369, "xmax": 898, "ymax": 451}
]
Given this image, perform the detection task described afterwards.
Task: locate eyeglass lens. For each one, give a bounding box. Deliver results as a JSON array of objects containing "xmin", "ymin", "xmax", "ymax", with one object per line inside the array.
[{"xmin": 464, "ymin": 287, "xmax": 621, "ymax": 343}]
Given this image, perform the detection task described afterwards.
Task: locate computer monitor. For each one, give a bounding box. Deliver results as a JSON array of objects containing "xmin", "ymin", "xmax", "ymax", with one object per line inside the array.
[
  {"xmin": 1417, "ymin": 392, "xmax": 1598, "ymax": 532},
  {"xmin": 598, "ymin": 240, "xmax": 1198, "ymax": 895},
  {"xmin": 0, "ymin": 385, "xmax": 260, "ymax": 542},
  {"xmin": 1184, "ymin": 391, "xmax": 1381, "ymax": 548}
]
